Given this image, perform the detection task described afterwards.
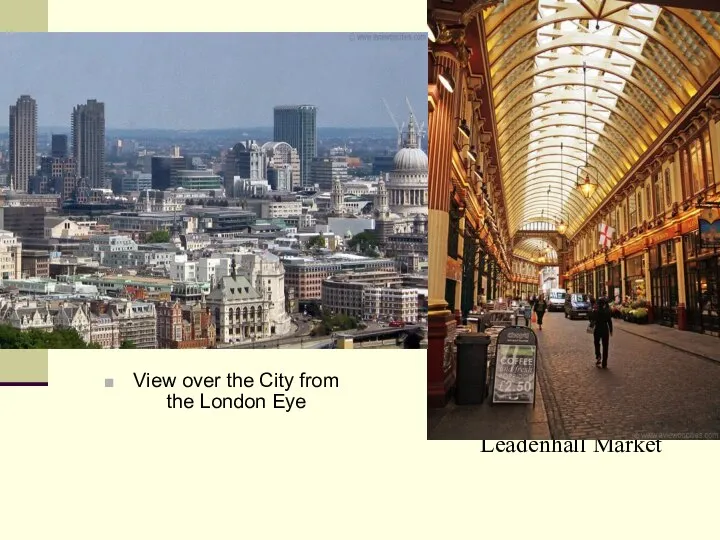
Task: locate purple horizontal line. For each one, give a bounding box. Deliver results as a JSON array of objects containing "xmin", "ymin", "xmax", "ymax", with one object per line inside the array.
[{"xmin": 0, "ymin": 382, "xmax": 48, "ymax": 386}]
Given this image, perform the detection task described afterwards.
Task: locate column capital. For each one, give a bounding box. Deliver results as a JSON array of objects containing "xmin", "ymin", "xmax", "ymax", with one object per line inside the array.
[{"xmin": 705, "ymin": 96, "xmax": 720, "ymax": 122}]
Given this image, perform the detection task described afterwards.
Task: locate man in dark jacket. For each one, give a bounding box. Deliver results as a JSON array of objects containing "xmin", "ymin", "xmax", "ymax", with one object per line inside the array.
[
  {"xmin": 533, "ymin": 294, "xmax": 548, "ymax": 331},
  {"xmin": 590, "ymin": 297, "xmax": 613, "ymax": 368}
]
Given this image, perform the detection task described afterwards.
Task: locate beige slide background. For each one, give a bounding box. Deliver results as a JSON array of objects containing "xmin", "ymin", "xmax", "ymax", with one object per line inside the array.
[
  {"xmin": 0, "ymin": 1, "xmax": 715, "ymax": 537},
  {"xmin": 1, "ymin": 349, "xmax": 717, "ymax": 538}
]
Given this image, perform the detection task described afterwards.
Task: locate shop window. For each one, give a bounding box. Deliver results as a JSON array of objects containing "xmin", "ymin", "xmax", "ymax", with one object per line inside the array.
[
  {"xmin": 684, "ymin": 233, "xmax": 698, "ymax": 260},
  {"xmin": 653, "ymin": 172, "xmax": 663, "ymax": 216},
  {"xmin": 666, "ymin": 240, "xmax": 676, "ymax": 264},
  {"xmin": 628, "ymin": 193, "xmax": 637, "ymax": 229},
  {"xmin": 690, "ymin": 137, "xmax": 704, "ymax": 193},
  {"xmin": 681, "ymin": 148, "xmax": 691, "ymax": 199},
  {"xmin": 623, "ymin": 202, "xmax": 629, "ymax": 232}
]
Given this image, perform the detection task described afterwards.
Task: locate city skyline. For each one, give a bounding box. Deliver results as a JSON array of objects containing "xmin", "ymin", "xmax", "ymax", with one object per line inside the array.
[{"xmin": 0, "ymin": 33, "xmax": 425, "ymax": 130}]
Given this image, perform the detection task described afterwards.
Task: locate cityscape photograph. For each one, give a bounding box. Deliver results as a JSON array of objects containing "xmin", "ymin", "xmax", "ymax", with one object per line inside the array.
[
  {"xmin": 428, "ymin": 0, "xmax": 720, "ymax": 440},
  {"xmin": 0, "ymin": 32, "xmax": 427, "ymax": 350}
]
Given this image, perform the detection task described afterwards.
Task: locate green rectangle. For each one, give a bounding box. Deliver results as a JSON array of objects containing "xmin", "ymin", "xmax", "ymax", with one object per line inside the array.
[
  {"xmin": 0, "ymin": 0, "xmax": 48, "ymax": 31},
  {"xmin": 0, "ymin": 350, "xmax": 49, "ymax": 382}
]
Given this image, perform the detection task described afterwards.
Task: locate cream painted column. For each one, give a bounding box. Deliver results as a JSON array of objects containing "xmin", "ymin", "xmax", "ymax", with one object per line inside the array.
[
  {"xmin": 455, "ymin": 216, "xmax": 465, "ymax": 317},
  {"xmin": 643, "ymin": 249, "xmax": 651, "ymax": 302},
  {"xmin": 675, "ymin": 236, "xmax": 688, "ymax": 330},
  {"xmin": 671, "ymin": 151, "xmax": 681, "ymax": 205},
  {"xmin": 708, "ymin": 113, "xmax": 720, "ymax": 187},
  {"xmin": 620, "ymin": 257, "xmax": 626, "ymax": 299},
  {"xmin": 604, "ymin": 264, "xmax": 609, "ymax": 297}
]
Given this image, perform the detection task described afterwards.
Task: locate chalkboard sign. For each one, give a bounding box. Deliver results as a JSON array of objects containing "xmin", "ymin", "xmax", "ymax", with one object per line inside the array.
[{"xmin": 492, "ymin": 326, "xmax": 538, "ymax": 405}]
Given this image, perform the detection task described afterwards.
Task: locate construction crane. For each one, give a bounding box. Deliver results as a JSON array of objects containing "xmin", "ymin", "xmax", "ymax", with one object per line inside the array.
[{"xmin": 382, "ymin": 98, "xmax": 404, "ymax": 150}]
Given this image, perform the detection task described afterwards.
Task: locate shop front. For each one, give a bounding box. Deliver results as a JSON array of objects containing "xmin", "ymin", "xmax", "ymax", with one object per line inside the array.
[
  {"xmin": 625, "ymin": 254, "xmax": 646, "ymax": 303},
  {"xmin": 649, "ymin": 240, "xmax": 678, "ymax": 328},
  {"xmin": 594, "ymin": 266, "xmax": 605, "ymax": 298},
  {"xmin": 577, "ymin": 271, "xmax": 587, "ymax": 294},
  {"xmin": 684, "ymin": 231, "xmax": 720, "ymax": 335}
]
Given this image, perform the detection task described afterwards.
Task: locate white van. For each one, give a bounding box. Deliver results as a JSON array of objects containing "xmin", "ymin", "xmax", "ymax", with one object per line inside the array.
[{"xmin": 547, "ymin": 288, "xmax": 567, "ymax": 311}]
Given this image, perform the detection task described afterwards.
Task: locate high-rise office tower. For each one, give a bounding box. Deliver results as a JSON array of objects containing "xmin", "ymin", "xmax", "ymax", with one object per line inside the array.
[
  {"xmin": 51, "ymin": 134, "xmax": 68, "ymax": 158},
  {"xmin": 273, "ymin": 105, "xmax": 317, "ymax": 188},
  {"xmin": 151, "ymin": 155, "xmax": 186, "ymax": 190},
  {"xmin": 72, "ymin": 99, "xmax": 105, "ymax": 187},
  {"xmin": 9, "ymin": 95, "xmax": 38, "ymax": 192}
]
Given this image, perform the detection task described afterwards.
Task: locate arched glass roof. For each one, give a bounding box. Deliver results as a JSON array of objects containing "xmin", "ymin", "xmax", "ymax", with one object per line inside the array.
[
  {"xmin": 483, "ymin": 0, "xmax": 720, "ymax": 237},
  {"xmin": 513, "ymin": 237, "xmax": 559, "ymax": 262}
]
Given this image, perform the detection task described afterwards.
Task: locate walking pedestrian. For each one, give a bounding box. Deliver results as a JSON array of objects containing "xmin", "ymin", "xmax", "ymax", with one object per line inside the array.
[
  {"xmin": 589, "ymin": 296, "xmax": 613, "ymax": 368},
  {"xmin": 533, "ymin": 294, "xmax": 548, "ymax": 331},
  {"xmin": 523, "ymin": 303, "xmax": 532, "ymax": 327}
]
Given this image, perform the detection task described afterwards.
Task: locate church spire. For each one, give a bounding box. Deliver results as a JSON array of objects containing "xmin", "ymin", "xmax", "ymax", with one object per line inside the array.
[{"xmin": 406, "ymin": 113, "xmax": 418, "ymax": 149}]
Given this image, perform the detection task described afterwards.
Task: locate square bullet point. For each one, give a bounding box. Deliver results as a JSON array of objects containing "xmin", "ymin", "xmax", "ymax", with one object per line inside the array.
[{"xmin": 105, "ymin": 378, "xmax": 114, "ymax": 387}]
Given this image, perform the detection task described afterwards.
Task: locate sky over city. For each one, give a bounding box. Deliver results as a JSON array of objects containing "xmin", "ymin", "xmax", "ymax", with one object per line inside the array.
[{"xmin": 0, "ymin": 32, "xmax": 426, "ymax": 130}]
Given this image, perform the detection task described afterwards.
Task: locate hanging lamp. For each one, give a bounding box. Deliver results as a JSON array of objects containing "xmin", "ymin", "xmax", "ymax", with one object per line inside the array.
[{"xmin": 576, "ymin": 61, "xmax": 598, "ymax": 200}]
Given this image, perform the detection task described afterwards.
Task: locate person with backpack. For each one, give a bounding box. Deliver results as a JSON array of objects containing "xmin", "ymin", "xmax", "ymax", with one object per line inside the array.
[
  {"xmin": 533, "ymin": 293, "xmax": 548, "ymax": 331},
  {"xmin": 589, "ymin": 296, "xmax": 613, "ymax": 368}
]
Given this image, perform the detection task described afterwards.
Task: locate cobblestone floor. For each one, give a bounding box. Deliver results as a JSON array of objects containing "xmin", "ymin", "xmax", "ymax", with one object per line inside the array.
[{"xmin": 536, "ymin": 312, "xmax": 720, "ymax": 439}]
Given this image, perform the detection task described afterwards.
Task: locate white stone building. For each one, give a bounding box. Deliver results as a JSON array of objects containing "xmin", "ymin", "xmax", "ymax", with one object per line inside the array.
[
  {"xmin": 236, "ymin": 251, "xmax": 292, "ymax": 336},
  {"xmin": 0, "ymin": 229, "xmax": 22, "ymax": 281},
  {"xmin": 205, "ymin": 260, "xmax": 273, "ymax": 344},
  {"xmin": 321, "ymin": 271, "xmax": 419, "ymax": 323},
  {"xmin": 364, "ymin": 286, "xmax": 419, "ymax": 323},
  {"xmin": 197, "ymin": 257, "xmax": 232, "ymax": 287},
  {"xmin": 386, "ymin": 113, "xmax": 427, "ymax": 217},
  {"xmin": 54, "ymin": 302, "xmax": 92, "ymax": 343},
  {"xmin": 109, "ymin": 300, "xmax": 157, "ymax": 349},
  {"xmin": 89, "ymin": 314, "xmax": 120, "ymax": 349},
  {"xmin": 0, "ymin": 298, "xmax": 53, "ymax": 332},
  {"xmin": 373, "ymin": 114, "xmax": 428, "ymax": 237},
  {"xmin": 80, "ymin": 235, "xmax": 141, "ymax": 268},
  {"xmin": 44, "ymin": 217, "xmax": 91, "ymax": 239}
]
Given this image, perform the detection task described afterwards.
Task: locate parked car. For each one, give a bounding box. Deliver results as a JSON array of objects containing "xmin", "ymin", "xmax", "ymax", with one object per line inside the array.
[
  {"xmin": 548, "ymin": 288, "xmax": 567, "ymax": 311},
  {"xmin": 389, "ymin": 320, "xmax": 405, "ymax": 328},
  {"xmin": 565, "ymin": 293, "xmax": 592, "ymax": 320}
]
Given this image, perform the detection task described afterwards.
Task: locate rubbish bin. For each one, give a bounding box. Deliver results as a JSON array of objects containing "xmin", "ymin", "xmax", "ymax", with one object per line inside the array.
[{"xmin": 455, "ymin": 332, "xmax": 491, "ymax": 405}]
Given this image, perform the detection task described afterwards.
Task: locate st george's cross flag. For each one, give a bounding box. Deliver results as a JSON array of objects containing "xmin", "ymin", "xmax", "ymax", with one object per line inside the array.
[{"xmin": 599, "ymin": 223, "xmax": 615, "ymax": 248}]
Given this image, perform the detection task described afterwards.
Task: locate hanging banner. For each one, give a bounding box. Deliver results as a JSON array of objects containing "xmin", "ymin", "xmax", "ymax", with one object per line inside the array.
[
  {"xmin": 492, "ymin": 326, "xmax": 538, "ymax": 404},
  {"xmin": 698, "ymin": 208, "xmax": 720, "ymax": 249}
]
